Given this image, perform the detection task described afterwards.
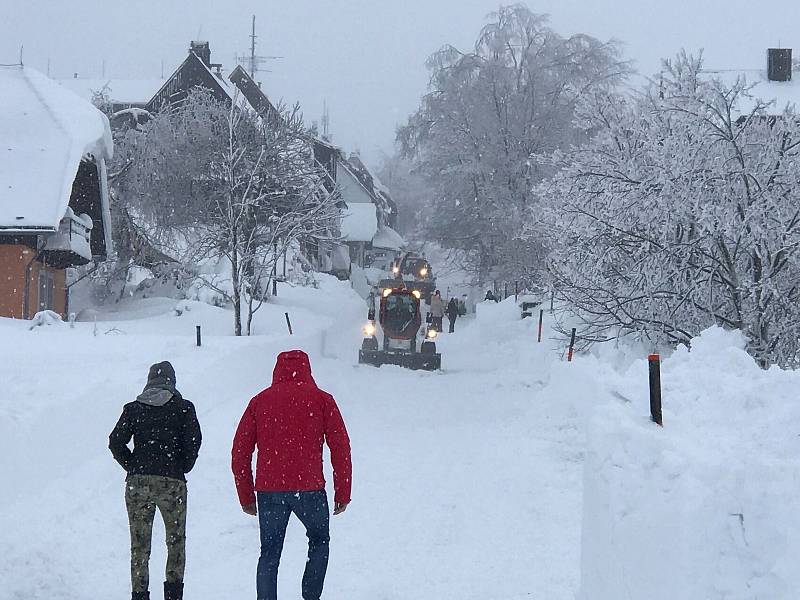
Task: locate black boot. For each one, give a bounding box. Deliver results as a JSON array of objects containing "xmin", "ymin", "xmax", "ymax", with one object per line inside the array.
[
  {"xmin": 132, "ymin": 592, "xmax": 150, "ymax": 600},
  {"xmin": 164, "ymin": 581, "xmax": 183, "ymax": 600}
]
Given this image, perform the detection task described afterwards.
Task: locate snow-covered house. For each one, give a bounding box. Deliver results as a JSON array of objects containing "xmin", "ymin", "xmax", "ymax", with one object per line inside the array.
[
  {"xmin": 312, "ymin": 140, "xmax": 405, "ymax": 271},
  {"xmin": 146, "ymin": 41, "xmax": 260, "ymax": 116},
  {"xmin": 0, "ymin": 65, "xmax": 113, "ymax": 319}
]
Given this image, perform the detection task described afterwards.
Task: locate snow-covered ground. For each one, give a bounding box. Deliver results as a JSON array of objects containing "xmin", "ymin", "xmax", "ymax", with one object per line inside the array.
[
  {"xmin": 2, "ymin": 275, "xmax": 797, "ymax": 599},
  {"xmin": 1, "ymin": 277, "xmax": 583, "ymax": 599}
]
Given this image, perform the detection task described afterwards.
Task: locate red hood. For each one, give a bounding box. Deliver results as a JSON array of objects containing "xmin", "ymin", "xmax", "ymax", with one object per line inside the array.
[{"xmin": 272, "ymin": 350, "xmax": 316, "ymax": 386}]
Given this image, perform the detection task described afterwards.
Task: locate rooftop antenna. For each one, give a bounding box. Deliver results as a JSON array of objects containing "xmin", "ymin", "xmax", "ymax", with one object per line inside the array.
[
  {"xmin": 235, "ymin": 15, "xmax": 282, "ymax": 82},
  {"xmin": 160, "ymin": 59, "xmax": 164, "ymax": 78},
  {"xmin": 19, "ymin": 45, "xmax": 23, "ymax": 66}
]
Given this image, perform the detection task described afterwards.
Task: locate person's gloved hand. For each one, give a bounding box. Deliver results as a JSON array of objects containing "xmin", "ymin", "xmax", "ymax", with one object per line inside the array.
[{"xmin": 242, "ymin": 503, "xmax": 257, "ymax": 516}]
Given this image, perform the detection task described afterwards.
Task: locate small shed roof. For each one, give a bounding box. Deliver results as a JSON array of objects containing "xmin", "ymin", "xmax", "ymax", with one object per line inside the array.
[
  {"xmin": 341, "ymin": 202, "xmax": 378, "ymax": 243},
  {"xmin": 0, "ymin": 66, "xmax": 113, "ymax": 231}
]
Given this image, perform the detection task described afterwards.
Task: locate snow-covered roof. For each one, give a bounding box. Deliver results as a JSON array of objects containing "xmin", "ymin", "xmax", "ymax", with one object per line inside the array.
[
  {"xmin": 704, "ymin": 69, "xmax": 800, "ymax": 115},
  {"xmin": 341, "ymin": 202, "xmax": 378, "ymax": 243},
  {"xmin": 0, "ymin": 66, "xmax": 113, "ymax": 232},
  {"xmin": 372, "ymin": 225, "xmax": 406, "ymax": 250},
  {"xmin": 55, "ymin": 77, "xmax": 164, "ymax": 105}
]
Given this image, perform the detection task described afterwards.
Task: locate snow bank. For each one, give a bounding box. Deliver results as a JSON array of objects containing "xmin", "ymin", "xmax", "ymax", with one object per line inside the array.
[{"xmin": 579, "ymin": 327, "xmax": 800, "ymax": 599}]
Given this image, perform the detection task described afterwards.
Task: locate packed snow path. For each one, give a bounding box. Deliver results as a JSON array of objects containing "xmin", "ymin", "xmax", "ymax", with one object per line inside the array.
[{"xmin": 0, "ymin": 279, "xmax": 583, "ymax": 599}]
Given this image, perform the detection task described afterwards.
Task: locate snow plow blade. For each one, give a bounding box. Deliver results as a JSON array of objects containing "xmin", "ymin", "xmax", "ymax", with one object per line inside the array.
[{"xmin": 358, "ymin": 349, "xmax": 441, "ymax": 371}]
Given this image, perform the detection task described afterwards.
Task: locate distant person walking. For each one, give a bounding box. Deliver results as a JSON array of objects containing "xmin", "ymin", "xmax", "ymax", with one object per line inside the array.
[
  {"xmin": 232, "ymin": 350, "xmax": 352, "ymax": 600},
  {"xmin": 429, "ymin": 290, "xmax": 444, "ymax": 332},
  {"xmin": 109, "ymin": 361, "xmax": 202, "ymax": 600},
  {"xmin": 485, "ymin": 290, "xmax": 498, "ymax": 303},
  {"xmin": 446, "ymin": 297, "xmax": 460, "ymax": 333}
]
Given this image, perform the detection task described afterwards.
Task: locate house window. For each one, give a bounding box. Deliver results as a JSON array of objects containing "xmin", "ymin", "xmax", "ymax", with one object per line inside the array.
[{"xmin": 38, "ymin": 269, "xmax": 55, "ymax": 312}]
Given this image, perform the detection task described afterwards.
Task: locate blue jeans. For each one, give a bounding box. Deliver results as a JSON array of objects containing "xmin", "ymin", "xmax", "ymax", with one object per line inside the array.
[{"xmin": 256, "ymin": 490, "xmax": 330, "ymax": 600}]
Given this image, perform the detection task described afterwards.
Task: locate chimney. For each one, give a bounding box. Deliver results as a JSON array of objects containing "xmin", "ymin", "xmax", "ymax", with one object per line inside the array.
[
  {"xmin": 190, "ymin": 41, "xmax": 211, "ymax": 67},
  {"xmin": 767, "ymin": 48, "xmax": 792, "ymax": 82}
]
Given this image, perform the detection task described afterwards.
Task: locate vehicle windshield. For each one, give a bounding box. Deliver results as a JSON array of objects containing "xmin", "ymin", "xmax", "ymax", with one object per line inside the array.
[
  {"xmin": 402, "ymin": 258, "xmax": 429, "ymax": 277},
  {"xmin": 383, "ymin": 293, "xmax": 418, "ymax": 332}
]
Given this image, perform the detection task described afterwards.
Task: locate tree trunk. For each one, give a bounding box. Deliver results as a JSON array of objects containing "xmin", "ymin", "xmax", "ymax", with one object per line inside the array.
[{"xmin": 231, "ymin": 240, "xmax": 242, "ymax": 337}]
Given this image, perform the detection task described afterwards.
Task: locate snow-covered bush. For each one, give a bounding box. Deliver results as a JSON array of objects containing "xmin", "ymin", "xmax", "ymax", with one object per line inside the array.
[
  {"xmin": 28, "ymin": 311, "xmax": 64, "ymax": 330},
  {"xmin": 542, "ymin": 52, "xmax": 800, "ymax": 366}
]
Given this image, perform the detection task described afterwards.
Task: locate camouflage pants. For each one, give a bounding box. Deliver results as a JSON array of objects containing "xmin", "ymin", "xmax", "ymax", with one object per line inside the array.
[{"xmin": 125, "ymin": 474, "xmax": 187, "ymax": 593}]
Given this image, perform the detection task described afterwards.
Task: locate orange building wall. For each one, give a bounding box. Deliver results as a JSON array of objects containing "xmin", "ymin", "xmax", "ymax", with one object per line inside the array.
[{"xmin": 0, "ymin": 245, "xmax": 67, "ymax": 319}]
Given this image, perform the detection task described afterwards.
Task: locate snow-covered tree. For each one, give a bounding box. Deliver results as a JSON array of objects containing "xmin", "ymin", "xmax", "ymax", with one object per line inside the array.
[
  {"xmin": 115, "ymin": 89, "xmax": 339, "ymax": 335},
  {"xmin": 542, "ymin": 51, "xmax": 800, "ymax": 366},
  {"xmin": 397, "ymin": 5, "xmax": 627, "ymax": 284}
]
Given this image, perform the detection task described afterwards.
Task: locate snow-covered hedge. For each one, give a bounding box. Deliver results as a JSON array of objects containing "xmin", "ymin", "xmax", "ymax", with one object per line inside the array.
[{"xmin": 580, "ymin": 327, "xmax": 800, "ymax": 599}]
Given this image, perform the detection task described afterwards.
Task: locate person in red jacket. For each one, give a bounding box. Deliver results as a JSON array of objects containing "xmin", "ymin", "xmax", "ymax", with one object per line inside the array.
[{"xmin": 232, "ymin": 350, "xmax": 352, "ymax": 600}]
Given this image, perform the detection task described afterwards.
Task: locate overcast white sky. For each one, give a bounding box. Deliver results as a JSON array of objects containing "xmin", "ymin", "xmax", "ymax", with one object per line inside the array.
[{"xmin": 1, "ymin": 0, "xmax": 798, "ymax": 166}]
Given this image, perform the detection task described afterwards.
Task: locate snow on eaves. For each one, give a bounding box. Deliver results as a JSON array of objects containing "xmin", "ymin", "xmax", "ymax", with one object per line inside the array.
[
  {"xmin": 0, "ymin": 66, "xmax": 113, "ymax": 231},
  {"xmin": 372, "ymin": 225, "xmax": 406, "ymax": 250}
]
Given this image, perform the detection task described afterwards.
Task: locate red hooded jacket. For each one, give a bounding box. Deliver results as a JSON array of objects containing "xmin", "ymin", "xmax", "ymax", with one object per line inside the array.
[{"xmin": 231, "ymin": 350, "xmax": 352, "ymax": 507}]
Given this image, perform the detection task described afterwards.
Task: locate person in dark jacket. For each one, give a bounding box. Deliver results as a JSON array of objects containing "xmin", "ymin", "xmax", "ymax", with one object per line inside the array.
[
  {"xmin": 232, "ymin": 350, "xmax": 351, "ymax": 600},
  {"xmin": 485, "ymin": 289, "xmax": 498, "ymax": 302},
  {"xmin": 446, "ymin": 297, "xmax": 460, "ymax": 333},
  {"xmin": 109, "ymin": 361, "xmax": 202, "ymax": 600}
]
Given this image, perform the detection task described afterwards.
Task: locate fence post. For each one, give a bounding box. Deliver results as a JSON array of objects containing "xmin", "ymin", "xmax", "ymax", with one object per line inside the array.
[
  {"xmin": 537, "ymin": 309, "xmax": 544, "ymax": 343},
  {"xmin": 196, "ymin": 325, "xmax": 202, "ymax": 347},
  {"xmin": 550, "ymin": 289, "xmax": 554, "ymax": 313},
  {"xmin": 648, "ymin": 354, "xmax": 663, "ymax": 426},
  {"xmin": 567, "ymin": 327, "xmax": 576, "ymax": 362},
  {"xmin": 514, "ymin": 280, "xmax": 519, "ymax": 302},
  {"xmin": 504, "ymin": 283, "xmax": 508, "ymax": 300},
  {"xmin": 285, "ymin": 312, "xmax": 293, "ymax": 335}
]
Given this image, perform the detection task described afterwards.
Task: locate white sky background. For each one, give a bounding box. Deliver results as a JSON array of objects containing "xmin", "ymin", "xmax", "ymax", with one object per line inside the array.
[{"xmin": 1, "ymin": 0, "xmax": 798, "ymax": 167}]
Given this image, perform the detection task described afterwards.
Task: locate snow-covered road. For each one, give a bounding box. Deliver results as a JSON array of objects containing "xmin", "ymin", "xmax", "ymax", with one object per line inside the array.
[{"xmin": 1, "ymin": 278, "xmax": 584, "ymax": 599}]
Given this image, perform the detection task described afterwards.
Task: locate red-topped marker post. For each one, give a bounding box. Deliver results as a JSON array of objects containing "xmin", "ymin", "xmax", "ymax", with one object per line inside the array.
[
  {"xmin": 537, "ymin": 309, "xmax": 544, "ymax": 343},
  {"xmin": 648, "ymin": 354, "xmax": 663, "ymax": 426}
]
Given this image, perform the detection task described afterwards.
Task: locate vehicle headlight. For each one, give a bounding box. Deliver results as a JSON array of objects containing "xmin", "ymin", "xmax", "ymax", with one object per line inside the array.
[
  {"xmin": 420, "ymin": 267, "xmax": 428, "ymax": 276},
  {"xmin": 427, "ymin": 329, "xmax": 438, "ymax": 339},
  {"xmin": 363, "ymin": 322, "xmax": 376, "ymax": 336}
]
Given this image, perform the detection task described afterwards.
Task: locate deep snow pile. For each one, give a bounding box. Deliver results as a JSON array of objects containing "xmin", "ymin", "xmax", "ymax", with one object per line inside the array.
[{"xmin": 579, "ymin": 327, "xmax": 800, "ymax": 599}]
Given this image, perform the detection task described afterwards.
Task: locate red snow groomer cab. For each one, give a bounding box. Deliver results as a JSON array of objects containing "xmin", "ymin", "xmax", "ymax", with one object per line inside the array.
[{"xmin": 358, "ymin": 285, "xmax": 441, "ymax": 371}]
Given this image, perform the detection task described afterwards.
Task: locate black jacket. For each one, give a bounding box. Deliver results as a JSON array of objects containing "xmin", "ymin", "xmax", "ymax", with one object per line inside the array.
[
  {"xmin": 446, "ymin": 298, "xmax": 459, "ymax": 318},
  {"xmin": 109, "ymin": 362, "xmax": 202, "ymax": 482}
]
